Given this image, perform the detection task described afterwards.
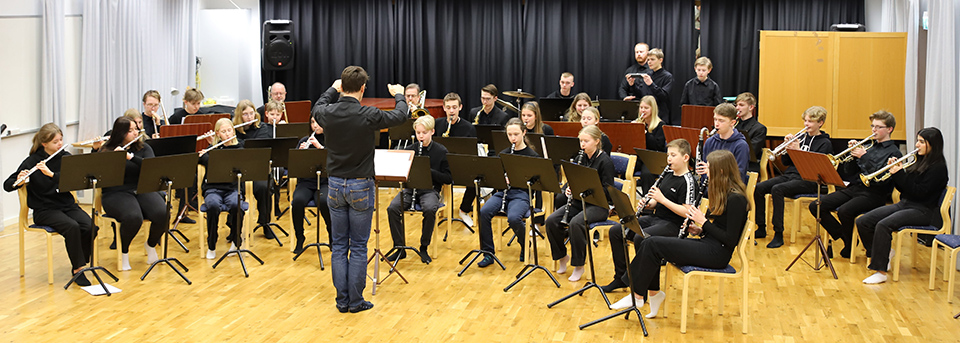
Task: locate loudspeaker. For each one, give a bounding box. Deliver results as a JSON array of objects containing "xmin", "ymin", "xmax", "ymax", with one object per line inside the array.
[{"xmin": 262, "ymin": 20, "xmax": 295, "ymax": 70}]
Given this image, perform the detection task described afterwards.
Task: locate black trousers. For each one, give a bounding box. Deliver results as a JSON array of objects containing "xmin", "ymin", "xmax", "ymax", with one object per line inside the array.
[
  {"xmin": 291, "ymin": 182, "xmax": 331, "ymax": 247},
  {"xmin": 632, "ymin": 236, "xmax": 731, "ymax": 295},
  {"xmin": 754, "ymin": 174, "xmax": 819, "ymax": 234},
  {"xmin": 545, "ymin": 204, "xmax": 609, "ymax": 266},
  {"xmin": 608, "ymin": 216, "xmax": 681, "ymax": 284},
  {"xmin": 808, "ymin": 185, "xmax": 887, "ymax": 247},
  {"xmin": 102, "ymin": 191, "xmax": 167, "ymax": 253},
  {"xmin": 33, "ymin": 206, "xmax": 93, "ymax": 270},
  {"xmin": 387, "ymin": 189, "xmax": 440, "ymax": 248},
  {"xmin": 855, "ymin": 201, "xmax": 938, "ymax": 272},
  {"xmin": 253, "ymin": 180, "xmax": 270, "ymax": 225},
  {"xmin": 459, "ymin": 186, "xmax": 477, "ymax": 213}
]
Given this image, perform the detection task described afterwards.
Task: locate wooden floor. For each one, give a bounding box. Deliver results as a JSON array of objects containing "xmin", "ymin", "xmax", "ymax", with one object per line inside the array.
[{"xmin": 2, "ymin": 188, "xmax": 959, "ymax": 342}]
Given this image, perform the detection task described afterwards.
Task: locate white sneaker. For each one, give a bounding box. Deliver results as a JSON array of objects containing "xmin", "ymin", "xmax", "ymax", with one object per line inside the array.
[
  {"xmin": 206, "ymin": 249, "xmax": 216, "ymax": 260},
  {"xmin": 229, "ymin": 243, "xmax": 238, "ymax": 251},
  {"xmin": 145, "ymin": 242, "xmax": 159, "ymax": 264},
  {"xmin": 863, "ymin": 272, "xmax": 888, "ymax": 284},
  {"xmin": 645, "ymin": 291, "xmax": 666, "ymax": 318},
  {"xmin": 610, "ymin": 294, "xmax": 643, "ymax": 310},
  {"xmin": 459, "ymin": 210, "xmax": 474, "ymax": 227}
]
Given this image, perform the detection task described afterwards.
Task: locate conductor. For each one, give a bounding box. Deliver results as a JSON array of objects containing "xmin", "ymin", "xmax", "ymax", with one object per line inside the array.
[{"xmin": 313, "ymin": 66, "xmax": 409, "ymax": 313}]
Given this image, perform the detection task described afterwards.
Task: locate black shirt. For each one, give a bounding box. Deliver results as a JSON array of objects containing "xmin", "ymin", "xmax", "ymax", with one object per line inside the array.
[
  {"xmin": 782, "ymin": 131, "xmax": 832, "ymax": 177},
  {"xmin": 142, "ymin": 113, "xmax": 161, "ymax": 137},
  {"xmin": 296, "ymin": 134, "xmax": 327, "ymax": 190},
  {"xmin": 645, "ymin": 122, "xmax": 666, "ymax": 152},
  {"xmin": 737, "ymin": 116, "xmax": 767, "ymax": 162},
  {"xmin": 679, "ymin": 77, "xmax": 722, "ymax": 107},
  {"xmin": 525, "ymin": 123, "xmax": 554, "ymax": 136},
  {"xmin": 618, "ymin": 63, "xmax": 652, "ymax": 99},
  {"xmin": 571, "ymin": 148, "xmax": 616, "ymax": 209},
  {"xmin": 3, "ymin": 149, "xmax": 77, "ymax": 211},
  {"xmin": 313, "ymin": 87, "xmax": 408, "ymax": 179},
  {"xmin": 238, "ymin": 122, "xmax": 273, "ymax": 140},
  {"xmin": 498, "ymin": 145, "xmax": 540, "ymax": 158},
  {"xmin": 648, "ymin": 68, "xmax": 675, "ymax": 120},
  {"xmin": 700, "ymin": 192, "xmax": 748, "ymax": 252},
  {"xmin": 433, "ymin": 116, "xmax": 476, "ymax": 138},
  {"xmin": 168, "ymin": 107, "xmax": 212, "ymax": 125},
  {"xmin": 600, "ymin": 134, "xmax": 613, "ymax": 155},
  {"xmin": 199, "ymin": 142, "xmax": 243, "ymax": 192},
  {"xmin": 652, "ymin": 171, "xmax": 698, "ymax": 225},
  {"xmin": 545, "ymin": 90, "xmax": 575, "ymax": 99},
  {"xmin": 893, "ymin": 160, "xmax": 949, "ymax": 211},
  {"xmin": 406, "ymin": 141, "xmax": 453, "ymax": 191},
  {"xmin": 466, "ymin": 106, "xmax": 509, "ymax": 127},
  {"xmin": 100, "ymin": 143, "xmax": 155, "ymax": 194},
  {"xmin": 841, "ymin": 139, "xmax": 902, "ymax": 192}
]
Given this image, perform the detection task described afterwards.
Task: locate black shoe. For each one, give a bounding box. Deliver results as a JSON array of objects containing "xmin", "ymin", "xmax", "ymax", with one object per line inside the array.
[
  {"xmin": 109, "ymin": 238, "xmax": 117, "ymax": 250},
  {"xmin": 519, "ymin": 247, "xmax": 525, "ymax": 263},
  {"xmin": 826, "ymin": 245, "xmax": 834, "ymax": 258},
  {"xmin": 839, "ymin": 246, "xmax": 851, "ymax": 259},
  {"xmin": 419, "ymin": 246, "xmax": 432, "ymax": 264},
  {"xmin": 73, "ymin": 272, "xmax": 91, "ymax": 287},
  {"xmin": 349, "ymin": 300, "xmax": 374, "ymax": 313},
  {"xmin": 180, "ymin": 216, "xmax": 196, "ymax": 224},
  {"xmin": 336, "ymin": 304, "xmax": 349, "ymax": 313},
  {"xmin": 385, "ymin": 250, "xmax": 406, "ymax": 262},
  {"xmin": 600, "ymin": 279, "xmax": 628, "ymax": 293},
  {"xmin": 262, "ymin": 226, "xmax": 275, "ymax": 239},
  {"xmin": 766, "ymin": 233, "xmax": 784, "ymax": 248},
  {"xmin": 755, "ymin": 229, "xmax": 767, "ymax": 239},
  {"xmin": 293, "ymin": 246, "xmax": 305, "ymax": 255},
  {"xmin": 478, "ymin": 255, "xmax": 495, "ymax": 268}
]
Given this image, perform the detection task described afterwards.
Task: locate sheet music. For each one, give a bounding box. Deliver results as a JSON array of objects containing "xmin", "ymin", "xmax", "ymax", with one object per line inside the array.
[{"xmin": 374, "ymin": 149, "xmax": 414, "ymax": 181}]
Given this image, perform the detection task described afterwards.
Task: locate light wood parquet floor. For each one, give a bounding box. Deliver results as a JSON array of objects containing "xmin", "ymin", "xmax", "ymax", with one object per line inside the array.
[{"xmin": 1, "ymin": 188, "xmax": 959, "ymax": 342}]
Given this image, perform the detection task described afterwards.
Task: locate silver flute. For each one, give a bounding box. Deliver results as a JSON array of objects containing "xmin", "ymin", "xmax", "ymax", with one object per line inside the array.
[{"xmin": 14, "ymin": 145, "xmax": 68, "ymax": 186}]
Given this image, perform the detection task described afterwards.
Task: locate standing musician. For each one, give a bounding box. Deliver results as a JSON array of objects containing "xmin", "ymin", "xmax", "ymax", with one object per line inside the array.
[
  {"xmin": 98, "ymin": 116, "xmax": 166, "ymax": 271},
  {"xmin": 312, "ymin": 66, "xmax": 408, "ymax": 313},
  {"xmin": 809, "ymin": 111, "xmax": 902, "ymax": 259},
  {"xmin": 385, "ymin": 115, "xmax": 452, "ymax": 264},
  {"xmin": 578, "ymin": 107, "xmax": 613, "ymax": 155},
  {"xmin": 544, "ymin": 72, "xmax": 576, "ymax": 99},
  {"xmin": 609, "ymin": 150, "xmax": 748, "ymax": 319},
  {"xmin": 476, "ymin": 118, "xmax": 540, "ymax": 267},
  {"xmin": 168, "ymin": 87, "xmax": 211, "ymax": 124},
  {"xmin": 232, "ymin": 100, "xmax": 275, "ymax": 239},
  {"xmin": 4, "ymin": 123, "xmax": 94, "ymax": 286},
  {"xmin": 754, "ymin": 106, "xmax": 832, "ymax": 248},
  {"xmin": 545, "ymin": 125, "xmax": 615, "ymax": 282},
  {"xmin": 602, "ymin": 139, "xmax": 697, "ymax": 293},
  {"xmin": 618, "ymin": 42, "xmax": 652, "ymax": 101},
  {"xmin": 644, "ymin": 48, "xmax": 675, "ymax": 124},
  {"xmin": 434, "ymin": 93, "xmax": 479, "ymax": 227},
  {"xmin": 733, "ymin": 92, "xmax": 767, "ymax": 172},
  {"xmin": 257, "ymin": 82, "xmax": 287, "ymax": 118},
  {"xmin": 520, "ymin": 101, "xmax": 554, "ymax": 136},
  {"xmin": 199, "ymin": 118, "xmax": 246, "ymax": 259},
  {"xmin": 699, "ymin": 103, "xmax": 749, "ymax": 183},
  {"xmin": 141, "ymin": 90, "xmax": 163, "ymax": 138},
  {"xmin": 564, "ymin": 92, "xmax": 592, "ymax": 122},
  {"xmin": 856, "ymin": 127, "xmax": 948, "ymax": 284},
  {"xmin": 290, "ymin": 116, "xmax": 330, "ymax": 254},
  {"xmin": 466, "ymin": 84, "xmax": 509, "ymax": 126}
]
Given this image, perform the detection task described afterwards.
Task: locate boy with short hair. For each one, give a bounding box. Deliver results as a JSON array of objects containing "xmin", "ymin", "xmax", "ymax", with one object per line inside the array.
[
  {"xmin": 433, "ymin": 93, "xmax": 480, "ymax": 227},
  {"xmin": 734, "ymin": 92, "xmax": 767, "ymax": 172},
  {"xmin": 679, "ymin": 57, "xmax": 722, "ymax": 107},
  {"xmin": 699, "ymin": 103, "xmax": 749, "ymax": 183}
]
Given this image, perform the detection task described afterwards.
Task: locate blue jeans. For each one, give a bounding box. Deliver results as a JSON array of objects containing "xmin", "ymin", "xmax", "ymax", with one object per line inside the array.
[
  {"xmin": 479, "ymin": 189, "xmax": 530, "ymax": 253},
  {"xmin": 327, "ymin": 176, "xmax": 376, "ymax": 308}
]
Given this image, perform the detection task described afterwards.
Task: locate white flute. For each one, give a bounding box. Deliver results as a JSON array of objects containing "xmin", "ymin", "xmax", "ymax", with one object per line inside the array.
[{"xmin": 196, "ymin": 119, "xmax": 258, "ymax": 141}]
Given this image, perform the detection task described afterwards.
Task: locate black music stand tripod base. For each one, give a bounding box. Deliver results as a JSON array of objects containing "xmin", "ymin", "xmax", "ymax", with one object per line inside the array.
[
  {"xmin": 504, "ymin": 186, "xmax": 560, "ymax": 291},
  {"xmin": 458, "ymin": 249, "xmax": 506, "ymax": 276},
  {"xmin": 141, "ymin": 183, "xmax": 191, "ymax": 285},
  {"xmin": 288, "ymin": 150, "xmax": 330, "ymax": 269}
]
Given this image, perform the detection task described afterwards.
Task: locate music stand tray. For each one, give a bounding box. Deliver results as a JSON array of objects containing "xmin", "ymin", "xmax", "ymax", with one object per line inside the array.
[
  {"xmin": 145, "ymin": 135, "xmax": 198, "ymax": 251},
  {"xmin": 137, "ymin": 153, "xmax": 199, "ymax": 284},
  {"xmin": 538, "ymin": 98, "xmax": 570, "ymax": 122},
  {"xmin": 598, "ymin": 100, "xmax": 640, "ymax": 122},
  {"xmin": 287, "ymin": 148, "xmax": 330, "ymax": 267},
  {"xmin": 474, "ymin": 124, "xmax": 500, "ymax": 146},
  {"xmin": 634, "ymin": 149, "xmax": 670, "ymax": 175},
  {"xmin": 434, "ymin": 137, "xmax": 478, "ymax": 156},
  {"xmin": 541, "ymin": 136, "xmax": 581, "ymax": 165},
  {"xmin": 207, "ymin": 148, "xmax": 271, "ymax": 277},
  {"xmin": 59, "ymin": 151, "xmax": 126, "ymax": 294},
  {"xmin": 239, "ymin": 138, "xmax": 300, "ymax": 244},
  {"xmin": 446, "ymin": 154, "xmax": 509, "ymax": 275},
  {"xmin": 275, "ymin": 123, "xmax": 311, "ymax": 139},
  {"xmin": 785, "ymin": 149, "xmax": 842, "ymax": 279}
]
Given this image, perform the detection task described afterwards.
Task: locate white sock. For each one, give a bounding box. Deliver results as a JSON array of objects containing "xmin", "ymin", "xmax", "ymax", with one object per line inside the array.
[
  {"xmin": 645, "ymin": 291, "xmax": 666, "ymax": 318},
  {"xmin": 206, "ymin": 249, "xmax": 216, "ymax": 260},
  {"xmin": 568, "ymin": 266, "xmax": 584, "ymax": 282},
  {"xmin": 121, "ymin": 253, "xmax": 131, "ymax": 271},
  {"xmin": 145, "ymin": 243, "xmax": 159, "ymax": 263},
  {"xmin": 556, "ymin": 255, "xmax": 570, "ymax": 274},
  {"xmin": 863, "ymin": 272, "xmax": 888, "ymax": 284},
  {"xmin": 230, "ymin": 243, "xmax": 238, "ymax": 251},
  {"xmin": 610, "ymin": 294, "xmax": 644, "ymax": 310}
]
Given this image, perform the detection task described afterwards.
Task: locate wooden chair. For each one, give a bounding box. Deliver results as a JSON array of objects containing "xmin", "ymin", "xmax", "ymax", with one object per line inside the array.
[
  {"xmin": 18, "ymin": 187, "xmax": 61, "ymax": 284},
  {"xmin": 850, "ymin": 189, "xmax": 901, "ymax": 264},
  {"xmin": 929, "ymin": 233, "xmax": 960, "ymax": 303},
  {"xmin": 744, "ymin": 172, "xmax": 758, "ymax": 260},
  {"xmin": 891, "ymin": 186, "xmax": 955, "ymax": 281},
  {"xmin": 197, "ymin": 165, "xmax": 254, "ymax": 258}
]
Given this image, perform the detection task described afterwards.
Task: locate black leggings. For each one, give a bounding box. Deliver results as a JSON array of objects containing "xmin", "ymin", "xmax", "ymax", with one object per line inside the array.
[
  {"xmin": 102, "ymin": 191, "xmax": 167, "ymax": 253},
  {"xmin": 253, "ymin": 180, "xmax": 270, "ymax": 225},
  {"xmin": 291, "ymin": 182, "xmax": 331, "ymax": 245},
  {"xmin": 632, "ymin": 236, "xmax": 731, "ymax": 295},
  {"xmin": 33, "ymin": 206, "xmax": 93, "ymax": 270}
]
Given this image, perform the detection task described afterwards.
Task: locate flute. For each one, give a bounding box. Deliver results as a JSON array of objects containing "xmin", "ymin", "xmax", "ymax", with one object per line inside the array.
[
  {"xmin": 199, "ymin": 136, "xmax": 235, "ymax": 155},
  {"xmin": 196, "ymin": 119, "xmax": 258, "ymax": 141},
  {"xmin": 121, "ymin": 131, "xmax": 146, "ymax": 150},
  {"xmin": 14, "ymin": 145, "xmax": 68, "ymax": 186}
]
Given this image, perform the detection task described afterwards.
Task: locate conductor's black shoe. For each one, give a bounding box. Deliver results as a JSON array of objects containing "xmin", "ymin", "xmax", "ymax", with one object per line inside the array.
[
  {"xmin": 72, "ymin": 272, "xmax": 91, "ymax": 287},
  {"xmin": 336, "ymin": 304, "xmax": 349, "ymax": 313},
  {"xmin": 600, "ymin": 279, "xmax": 628, "ymax": 293},
  {"xmin": 766, "ymin": 234, "xmax": 784, "ymax": 248},
  {"xmin": 419, "ymin": 246, "xmax": 432, "ymax": 264},
  {"xmin": 180, "ymin": 216, "xmax": 196, "ymax": 224},
  {"xmin": 262, "ymin": 226, "xmax": 275, "ymax": 239},
  {"xmin": 386, "ymin": 250, "xmax": 406, "ymax": 262},
  {"xmin": 349, "ymin": 301, "xmax": 374, "ymax": 313},
  {"xmin": 478, "ymin": 255, "xmax": 495, "ymax": 268}
]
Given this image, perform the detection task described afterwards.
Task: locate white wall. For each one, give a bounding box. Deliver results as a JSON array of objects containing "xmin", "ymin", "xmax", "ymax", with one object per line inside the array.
[
  {"xmin": 197, "ymin": 0, "xmax": 262, "ymax": 107},
  {"xmin": 865, "ymin": 0, "xmax": 884, "ymax": 31}
]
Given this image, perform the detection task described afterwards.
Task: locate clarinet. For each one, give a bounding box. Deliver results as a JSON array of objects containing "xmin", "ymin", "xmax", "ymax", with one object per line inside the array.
[
  {"xmin": 409, "ymin": 142, "xmax": 422, "ymax": 211},
  {"xmin": 636, "ymin": 165, "xmax": 672, "ymax": 216},
  {"xmin": 559, "ymin": 149, "xmax": 586, "ymax": 225},
  {"xmin": 679, "ymin": 128, "xmax": 711, "ymax": 238},
  {"xmin": 500, "ymin": 143, "xmax": 516, "ymax": 213}
]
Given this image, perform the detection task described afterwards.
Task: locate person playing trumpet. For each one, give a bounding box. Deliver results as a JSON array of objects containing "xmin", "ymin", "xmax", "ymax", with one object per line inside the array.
[
  {"xmin": 754, "ymin": 106, "xmax": 833, "ymax": 248},
  {"xmin": 809, "ymin": 111, "xmax": 902, "ymax": 258},
  {"xmin": 855, "ymin": 127, "xmax": 947, "ymax": 284}
]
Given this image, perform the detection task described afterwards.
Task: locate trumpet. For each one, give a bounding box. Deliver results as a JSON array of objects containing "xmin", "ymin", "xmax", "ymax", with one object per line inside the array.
[
  {"xmin": 859, "ymin": 148, "xmax": 918, "ymax": 186},
  {"xmin": 769, "ymin": 128, "xmax": 808, "ymax": 160},
  {"xmin": 199, "ymin": 136, "xmax": 235, "ymax": 155},
  {"xmin": 196, "ymin": 119, "xmax": 258, "ymax": 141},
  {"xmin": 828, "ymin": 133, "xmax": 876, "ymax": 167},
  {"xmin": 410, "ymin": 90, "xmax": 429, "ymax": 119},
  {"xmin": 14, "ymin": 144, "xmax": 69, "ymax": 186}
]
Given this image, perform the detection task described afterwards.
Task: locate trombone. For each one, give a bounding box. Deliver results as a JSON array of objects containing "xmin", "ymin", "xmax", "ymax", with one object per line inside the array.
[
  {"xmin": 859, "ymin": 148, "xmax": 918, "ymax": 186},
  {"xmin": 409, "ymin": 90, "xmax": 429, "ymax": 119},
  {"xmin": 768, "ymin": 128, "xmax": 807, "ymax": 161},
  {"xmin": 828, "ymin": 133, "xmax": 876, "ymax": 167}
]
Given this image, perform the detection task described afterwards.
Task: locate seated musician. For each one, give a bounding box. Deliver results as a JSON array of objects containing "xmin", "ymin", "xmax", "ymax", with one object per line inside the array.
[
  {"xmin": 698, "ymin": 103, "xmax": 749, "ymax": 183},
  {"xmin": 141, "ymin": 90, "xmax": 163, "ymax": 138},
  {"xmin": 404, "ymin": 83, "xmax": 423, "ymax": 114},
  {"xmin": 578, "ymin": 107, "xmax": 613, "ymax": 155},
  {"xmin": 466, "ymin": 84, "xmax": 509, "ymax": 127},
  {"xmin": 433, "ymin": 93, "xmax": 479, "ymax": 227},
  {"xmin": 856, "ymin": 127, "xmax": 947, "ymax": 284},
  {"xmin": 733, "ymin": 92, "xmax": 767, "ymax": 172},
  {"xmin": 754, "ymin": 106, "xmax": 832, "ymax": 248},
  {"xmin": 4, "ymin": 123, "xmax": 94, "ymax": 286},
  {"xmin": 257, "ymin": 82, "xmax": 286, "ymax": 117},
  {"xmin": 263, "ymin": 101, "xmax": 286, "ymax": 126},
  {"xmin": 385, "ymin": 115, "xmax": 452, "ymax": 264},
  {"xmin": 199, "ymin": 118, "xmax": 245, "ymax": 259},
  {"xmin": 168, "ymin": 87, "xmax": 210, "ymax": 124},
  {"xmin": 520, "ymin": 101, "xmax": 554, "ymax": 136},
  {"xmin": 609, "ymin": 150, "xmax": 748, "ymax": 319},
  {"xmin": 564, "ymin": 92, "xmax": 591, "ymax": 122},
  {"xmin": 291, "ymin": 116, "xmax": 330, "ymax": 254},
  {"xmin": 634, "ymin": 95, "xmax": 666, "ymax": 152},
  {"xmin": 232, "ymin": 100, "xmax": 275, "ymax": 239},
  {"xmin": 545, "ymin": 125, "xmax": 615, "ymax": 282},
  {"xmin": 544, "ymin": 72, "xmax": 576, "ymax": 99},
  {"xmin": 603, "ymin": 139, "xmax": 697, "ymax": 293},
  {"xmin": 809, "ymin": 111, "xmax": 902, "ymax": 259}
]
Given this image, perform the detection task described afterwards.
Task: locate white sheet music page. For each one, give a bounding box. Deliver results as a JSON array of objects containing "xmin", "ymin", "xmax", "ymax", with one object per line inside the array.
[{"xmin": 374, "ymin": 149, "xmax": 414, "ymax": 182}]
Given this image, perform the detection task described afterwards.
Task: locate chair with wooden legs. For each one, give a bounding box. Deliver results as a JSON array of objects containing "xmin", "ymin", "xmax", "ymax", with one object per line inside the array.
[
  {"xmin": 891, "ymin": 186, "xmax": 955, "ymax": 281},
  {"xmin": 197, "ymin": 165, "xmax": 254, "ymax": 259},
  {"xmin": 929, "ymin": 233, "xmax": 960, "ymax": 303},
  {"xmin": 17, "ymin": 187, "xmax": 62, "ymax": 284}
]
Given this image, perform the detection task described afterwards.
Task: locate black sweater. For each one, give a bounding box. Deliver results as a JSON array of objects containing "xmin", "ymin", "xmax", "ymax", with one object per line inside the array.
[
  {"xmin": 168, "ymin": 107, "xmax": 212, "ymax": 125},
  {"xmin": 701, "ymin": 192, "xmax": 748, "ymax": 253},
  {"xmin": 434, "ymin": 116, "xmax": 476, "ymax": 138},
  {"xmin": 645, "ymin": 122, "xmax": 666, "ymax": 152},
  {"xmin": 782, "ymin": 131, "xmax": 833, "ymax": 177},
  {"xmin": 4, "ymin": 149, "xmax": 77, "ymax": 211},
  {"xmin": 238, "ymin": 122, "xmax": 273, "ymax": 140},
  {"xmin": 100, "ymin": 143, "xmax": 155, "ymax": 194},
  {"xmin": 407, "ymin": 141, "xmax": 453, "ymax": 191},
  {"xmin": 892, "ymin": 160, "xmax": 949, "ymax": 211}
]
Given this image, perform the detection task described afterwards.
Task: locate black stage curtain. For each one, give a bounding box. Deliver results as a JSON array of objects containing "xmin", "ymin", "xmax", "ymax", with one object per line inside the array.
[{"xmin": 700, "ymin": 0, "xmax": 865, "ymax": 105}]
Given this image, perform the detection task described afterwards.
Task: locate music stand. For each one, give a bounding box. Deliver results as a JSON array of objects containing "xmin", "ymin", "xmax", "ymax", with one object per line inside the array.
[
  {"xmin": 370, "ymin": 149, "xmax": 415, "ymax": 294},
  {"xmin": 287, "ymin": 148, "xmax": 329, "ymax": 268},
  {"xmin": 538, "ymin": 98, "xmax": 569, "ymax": 121},
  {"xmin": 499, "ymin": 154, "xmax": 562, "ymax": 291},
  {"xmin": 275, "ymin": 123, "xmax": 311, "ymax": 138},
  {"xmin": 145, "ymin": 135, "xmax": 198, "ymax": 252},
  {"xmin": 785, "ymin": 149, "xmax": 841, "ymax": 279},
  {"xmin": 207, "ymin": 148, "xmax": 271, "ymax": 277},
  {"xmin": 541, "ymin": 136, "xmax": 581, "ymax": 165},
  {"xmin": 578, "ymin": 185, "xmax": 649, "ymax": 334},
  {"xmin": 634, "ymin": 149, "xmax": 670, "ymax": 174},
  {"xmin": 59, "ymin": 151, "xmax": 126, "ymax": 294},
  {"xmin": 447, "ymin": 154, "xmax": 509, "ymax": 276},
  {"xmin": 474, "ymin": 124, "xmax": 500, "ymax": 146},
  {"xmin": 434, "ymin": 136, "xmax": 478, "ymax": 156},
  {"xmin": 242, "ymin": 137, "xmax": 299, "ymax": 245},
  {"xmin": 598, "ymin": 100, "xmax": 639, "ymax": 122},
  {"xmin": 382, "ymin": 156, "xmax": 433, "ymax": 273},
  {"xmin": 548, "ymin": 160, "xmax": 612, "ymax": 308},
  {"xmin": 388, "ymin": 119, "xmax": 416, "ymax": 149},
  {"xmin": 137, "ymin": 153, "xmax": 198, "ymax": 284}
]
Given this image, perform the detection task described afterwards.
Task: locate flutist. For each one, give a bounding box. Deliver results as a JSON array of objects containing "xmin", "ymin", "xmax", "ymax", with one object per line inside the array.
[
  {"xmin": 603, "ymin": 139, "xmax": 697, "ymax": 294},
  {"xmin": 199, "ymin": 118, "xmax": 246, "ymax": 260},
  {"xmin": 809, "ymin": 111, "xmax": 902, "ymax": 259},
  {"xmin": 754, "ymin": 106, "xmax": 833, "ymax": 248},
  {"xmin": 385, "ymin": 115, "xmax": 452, "ymax": 264}
]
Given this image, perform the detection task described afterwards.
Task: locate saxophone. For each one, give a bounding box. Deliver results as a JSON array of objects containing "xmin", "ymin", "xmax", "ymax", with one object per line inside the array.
[
  {"xmin": 442, "ymin": 117, "xmax": 453, "ymax": 137},
  {"xmin": 473, "ymin": 106, "xmax": 483, "ymax": 125}
]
